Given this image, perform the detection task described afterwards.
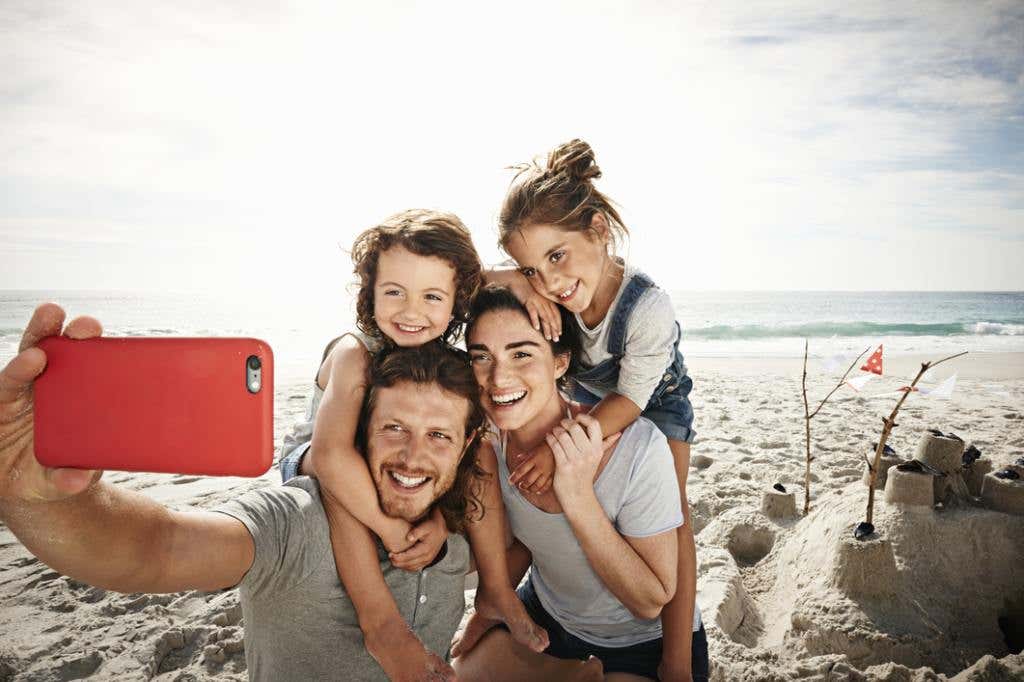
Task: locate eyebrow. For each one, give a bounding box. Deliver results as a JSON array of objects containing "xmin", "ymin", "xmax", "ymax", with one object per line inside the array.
[
  {"xmin": 467, "ymin": 340, "xmax": 542, "ymax": 352},
  {"xmin": 377, "ymin": 281, "xmax": 452, "ymax": 295},
  {"xmin": 544, "ymin": 242, "xmax": 568, "ymax": 258}
]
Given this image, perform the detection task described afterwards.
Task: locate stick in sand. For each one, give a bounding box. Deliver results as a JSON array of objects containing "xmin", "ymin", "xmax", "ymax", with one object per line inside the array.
[
  {"xmin": 801, "ymin": 341, "xmax": 870, "ymax": 515},
  {"xmin": 862, "ymin": 351, "xmax": 968, "ymax": 527}
]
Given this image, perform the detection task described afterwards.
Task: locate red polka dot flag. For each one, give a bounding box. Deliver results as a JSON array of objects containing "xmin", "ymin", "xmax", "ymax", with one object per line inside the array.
[{"xmin": 860, "ymin": 344, "xmax": 884, "ymax": 375}]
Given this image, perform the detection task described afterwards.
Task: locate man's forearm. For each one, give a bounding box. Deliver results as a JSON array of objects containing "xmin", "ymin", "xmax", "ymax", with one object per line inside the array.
[{"xmin": 0, "ymin": 482, "xmax": 178, "ymax": 593}]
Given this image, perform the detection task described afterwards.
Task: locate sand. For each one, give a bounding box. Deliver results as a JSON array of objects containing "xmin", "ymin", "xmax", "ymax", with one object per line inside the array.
[{"xmin": 1, "ymin": 352, "xmax": 1023, "ymax": 680}]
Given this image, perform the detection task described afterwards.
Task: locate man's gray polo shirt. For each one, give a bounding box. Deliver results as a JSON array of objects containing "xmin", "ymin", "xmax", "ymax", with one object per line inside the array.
[{"xmin": 216, "ymin": 477, "xmax": 470, "ymax": 681}]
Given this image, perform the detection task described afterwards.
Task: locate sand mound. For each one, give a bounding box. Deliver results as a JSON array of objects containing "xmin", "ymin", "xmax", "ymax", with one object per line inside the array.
[{"xmin": 695, "ymin": 478, "xmax": 1024, "ymax": 680}]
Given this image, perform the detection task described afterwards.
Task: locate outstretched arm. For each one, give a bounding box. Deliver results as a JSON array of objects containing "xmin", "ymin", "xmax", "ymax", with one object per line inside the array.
[
  {"xmin": 0, "ymin": 304, "xmax": 253, "ymax": 594},
  {"xmin": 1, "ymin": 483, "xmax": 253, "ymax": 593}
]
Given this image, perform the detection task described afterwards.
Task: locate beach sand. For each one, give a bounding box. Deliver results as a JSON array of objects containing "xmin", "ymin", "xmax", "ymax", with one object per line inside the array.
[{"xmin": 1, "ymin": 353, "xmax": 1023, "ymax": 680}]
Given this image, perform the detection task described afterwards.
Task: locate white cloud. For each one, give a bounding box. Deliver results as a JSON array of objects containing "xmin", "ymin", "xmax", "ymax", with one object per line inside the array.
[{"xmin": 1, "ymin": 0, "xmax": 1021, "ymax": 292}]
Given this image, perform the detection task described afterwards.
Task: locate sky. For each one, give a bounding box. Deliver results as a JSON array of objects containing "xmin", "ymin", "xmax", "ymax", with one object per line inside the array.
[{"xmin": 2, "ymin": 0, "xmax": 1022, "ymax": 298}]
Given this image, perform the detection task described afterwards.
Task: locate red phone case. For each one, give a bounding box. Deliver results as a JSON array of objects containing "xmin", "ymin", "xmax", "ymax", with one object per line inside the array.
[{"xmin": 34, "ymin": 336, "xmax": 274, "ymax": 476}]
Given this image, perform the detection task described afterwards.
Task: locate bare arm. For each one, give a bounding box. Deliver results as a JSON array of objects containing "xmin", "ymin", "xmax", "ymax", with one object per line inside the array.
[
  {"xmin": 0, "ymin": 482, "xmax": 253, "ymax": 594},
  {"xmin": 466, "ymin": 442, "xmax": 517, "ymax": 592},
  {"xmin": 310, "ymin": 337, "xmax": 411, "ymax": 551},
  {"xmin": 506, "ymin": 538, "xmax": 533, "ymax": 587},
  {"xmin": 0, "ymin": 304, "xmax": 253, "ymax": 595},
  {"xmin": 562, "ymin": 489, "xmax": 677, "ymax": 619},
  {"xmin": 549, "ymin": 415, "xmax": 677, "ymax": 620},
  {"xmin": 587, "ymin": 391, "xmax": 642, "ymax": 439}
]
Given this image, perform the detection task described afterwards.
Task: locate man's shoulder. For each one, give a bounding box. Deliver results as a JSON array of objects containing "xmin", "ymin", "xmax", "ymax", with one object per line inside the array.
[{"xmin": 216, "ymin": 477, "xmax": 327, "ymax": 536}]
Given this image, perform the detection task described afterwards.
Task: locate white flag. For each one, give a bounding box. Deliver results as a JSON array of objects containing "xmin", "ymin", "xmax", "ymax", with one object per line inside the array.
[
  {"xmin": 920, "ymin": 374, "xmax": 957, "ymax": 399},
  {"xmin": 846, "ymin": 374, "xmax": 874, "ymax": 392},
  {"xmin": 822, "ymin": 354, "xmax": 845, "ymax": 373}
]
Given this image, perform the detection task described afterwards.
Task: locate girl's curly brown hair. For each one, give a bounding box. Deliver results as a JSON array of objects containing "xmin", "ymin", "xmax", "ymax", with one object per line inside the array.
[{"xmin": 351, "ymin": 209, "xmax": 483, "ymax": 346}]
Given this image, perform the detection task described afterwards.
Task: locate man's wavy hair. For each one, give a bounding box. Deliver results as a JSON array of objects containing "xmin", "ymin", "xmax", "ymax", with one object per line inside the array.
[
  {"xmin": 351, "ymin": 209, "xmax": 483, "ymax": 347},
  {"xmin": 354, "ymin": 344, "xmax": 488, "ymax": 534}
]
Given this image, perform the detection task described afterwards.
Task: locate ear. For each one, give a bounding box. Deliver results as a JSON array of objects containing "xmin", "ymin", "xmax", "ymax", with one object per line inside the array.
[
  {"xmin": 554, "ymin": 351, "xmax": 571, "ymax": 380},
  {"xmin": 589, "ymin": 212, "xmax": 610, "ymax": 243}
]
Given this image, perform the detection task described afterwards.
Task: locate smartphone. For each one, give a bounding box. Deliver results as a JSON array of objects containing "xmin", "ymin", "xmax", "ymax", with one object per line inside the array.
[{"xmin": 34, "ymin": 336, "xmax": 274, "ymax": 476}]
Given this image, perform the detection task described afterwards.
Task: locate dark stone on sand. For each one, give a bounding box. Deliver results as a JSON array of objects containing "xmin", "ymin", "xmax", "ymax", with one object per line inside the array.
[
  {"xmin": 872, "ymin": 442, "xmax": 896, "ymax": 456},
  {"xmin": 773, "ymin": 483, "xmax": 786, "ymax": 493},
  {"xmin": 896, "ymin": 459, "xmax": 945, "ymax": 476},
  {"xmin": 853, "ymin": 522, "xmax": 875, "ymax": 540},
  {"xmin": 962, "ymin": 444, "xmax": 982, "ymax": 467},
  {"xmin": 995, "ymin": 468, "xmax": 1021, "ymax": 480},
  {"xmin": 927, "ymin": 428, "xmax": 963, "ymax": 441}
]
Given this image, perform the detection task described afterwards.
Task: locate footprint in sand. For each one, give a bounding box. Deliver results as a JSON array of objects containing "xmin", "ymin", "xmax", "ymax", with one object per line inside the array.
[
  {"xmin": 171, "ymin": 476, "xmax": 203, "ymax": 485},
  {"xmin": 758, "ymin": 439, "xmax": 789, "ymax": 450}
]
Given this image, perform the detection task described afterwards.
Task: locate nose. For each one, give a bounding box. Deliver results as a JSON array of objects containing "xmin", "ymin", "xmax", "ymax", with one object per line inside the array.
[
  {"xmin": 395, "ymin": 432, "xmax": 427, "ymax": 469},
  {"xmin": 397, "ymin": 298, "xmax": 426, "ymax": 321},
  {"xmin": 489, "ymin": 358, "xmax": 514, "ymax": 387}
]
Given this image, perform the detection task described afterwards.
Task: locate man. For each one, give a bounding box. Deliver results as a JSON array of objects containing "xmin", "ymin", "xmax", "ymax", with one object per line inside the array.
[{"xmin": 0, "ymin": 303, "xmax": 485, "ymax": 682}]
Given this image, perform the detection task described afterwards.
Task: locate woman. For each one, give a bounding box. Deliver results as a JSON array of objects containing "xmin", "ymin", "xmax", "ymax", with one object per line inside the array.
[{"xmin": 453, "ymin": 286, "xmax": 708, "ymax": 681}]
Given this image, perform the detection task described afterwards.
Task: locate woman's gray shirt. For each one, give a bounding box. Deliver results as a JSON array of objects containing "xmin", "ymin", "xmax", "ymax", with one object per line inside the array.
[{"xmin": 495, "ymin": 416, "xmax": 700, "ymax": 647}]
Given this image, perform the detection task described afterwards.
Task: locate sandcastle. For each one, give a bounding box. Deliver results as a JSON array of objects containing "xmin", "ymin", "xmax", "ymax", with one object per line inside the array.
[
  {"xmin": 760, "ymin": 484, "xmax": 798, "ymax": 520},
  {"xmin": 871, "ymin": 430, "xmax": 1024, "ymax": 517},
  {"xmin": 861, "ymin": 452, "xmax": 901, "ymax": 489},
  {"xmin": 981, "ymin": 464, "xmax": 1024, "ymax": 516}
]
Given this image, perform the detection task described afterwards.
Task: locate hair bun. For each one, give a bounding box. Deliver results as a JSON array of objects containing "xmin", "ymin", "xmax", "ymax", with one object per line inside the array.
[{"xmin": 546, "ymin": 139, "xmax": 601, "ymax": 183}]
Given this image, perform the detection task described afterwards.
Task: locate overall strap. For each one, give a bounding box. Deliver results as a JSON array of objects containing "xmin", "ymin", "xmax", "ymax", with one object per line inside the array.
[{"xmin": 606, "ymin": 272, "xmax": 656, "ymax": 356}]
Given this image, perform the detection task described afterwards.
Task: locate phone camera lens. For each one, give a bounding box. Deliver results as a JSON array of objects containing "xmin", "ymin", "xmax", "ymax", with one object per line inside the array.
[{"xmin": 247, "ymin": 356, "xmax": 262, "ymax": 371}]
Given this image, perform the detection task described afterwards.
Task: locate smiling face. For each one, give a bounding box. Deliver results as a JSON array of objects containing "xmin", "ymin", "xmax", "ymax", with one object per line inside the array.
[
  {"xmin": 365, "ymin": 381, "xmax": 470, "ymax": 523},
  {"xmin": 467, "ymin": 308, "xmax": 569, "ymax": 432},
  {"xmin": 503, "ymin": 219, "xmax": 612, "ymax": 316},
  {"xmin": 373, "ymin": 245, "xmax": 457, "ymax": 347}
]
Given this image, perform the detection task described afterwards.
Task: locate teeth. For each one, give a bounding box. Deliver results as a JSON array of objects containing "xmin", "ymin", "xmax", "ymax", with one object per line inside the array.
[
  {"xmin": 558, "ymin": 282, "xmax": 577, "ymax": 299},
  {"xmin": 391, "ymin": 472, "xmax": 428, "ymax": 487},
  {"xmin": 397, "ymin": 324, "xmax": 425, "ymax": 333},
  {"xmin": 492, "ymin": 390, "xmax": 526, "ymax": 405}
]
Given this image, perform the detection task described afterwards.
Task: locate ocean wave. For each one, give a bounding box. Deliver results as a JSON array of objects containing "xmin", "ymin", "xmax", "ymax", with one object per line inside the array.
[
  {"xmin": 969, "ymin": 322, "xmax": 1024, "ymax": 336},
  {"xmin": 686, "ymin": 320, "xmax": 1024, "ymax": 340}
]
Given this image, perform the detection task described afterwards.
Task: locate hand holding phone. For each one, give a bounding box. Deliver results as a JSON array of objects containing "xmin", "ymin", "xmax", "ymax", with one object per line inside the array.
[{"xmin": 0, "ymin": 304, "xmax": 103, "ymax": 503}]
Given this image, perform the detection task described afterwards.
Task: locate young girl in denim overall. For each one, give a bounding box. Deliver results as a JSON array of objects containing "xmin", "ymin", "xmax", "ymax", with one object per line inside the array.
[{"xmin": 488, "ymin": 140, "xmax": 705, "ymax": 681}]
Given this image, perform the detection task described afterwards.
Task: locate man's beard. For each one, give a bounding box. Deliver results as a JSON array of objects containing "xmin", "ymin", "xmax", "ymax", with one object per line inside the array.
[{"xmin": 374, "ymin": 459, "xmax": 457, "ymax": 524}]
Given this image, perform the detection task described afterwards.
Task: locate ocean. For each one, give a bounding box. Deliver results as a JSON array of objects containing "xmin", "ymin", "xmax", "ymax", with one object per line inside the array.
[{"xmin": 2, "ymin": 290, "xmax": 1023, "ymax": 386}]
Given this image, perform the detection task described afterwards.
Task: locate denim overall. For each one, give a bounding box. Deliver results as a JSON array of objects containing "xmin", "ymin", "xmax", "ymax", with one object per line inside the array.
[{"xmin": 569, "ymin": 271, "xmax": 695, "ymax": 443}]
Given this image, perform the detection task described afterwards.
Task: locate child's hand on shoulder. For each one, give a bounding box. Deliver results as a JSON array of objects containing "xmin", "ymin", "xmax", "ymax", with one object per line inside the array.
[{"xmin": 389, "ymin": 507, "xmax": 447, "ymax": 572}]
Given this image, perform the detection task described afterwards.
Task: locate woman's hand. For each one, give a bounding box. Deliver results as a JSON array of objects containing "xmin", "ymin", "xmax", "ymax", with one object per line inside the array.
[
  {"xmin": 389, "ymin": 506, "xmax": 447, "ymax": 571},
  {"xmin": 548, "ymin": 414, "xmax": 605, "ymax": 505}
]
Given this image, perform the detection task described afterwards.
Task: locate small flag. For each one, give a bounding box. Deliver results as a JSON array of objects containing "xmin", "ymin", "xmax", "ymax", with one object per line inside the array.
[
  {"xmin": 861, "ymin": 344, "xmax": 883, "ymax": 375},
  {"xmin": 920, "ymin": 374, "xmax": 957, "ymax": 399},
  {"xmin": 846, "ymin": 374, "xmax": 874, "ymax": 391}
]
